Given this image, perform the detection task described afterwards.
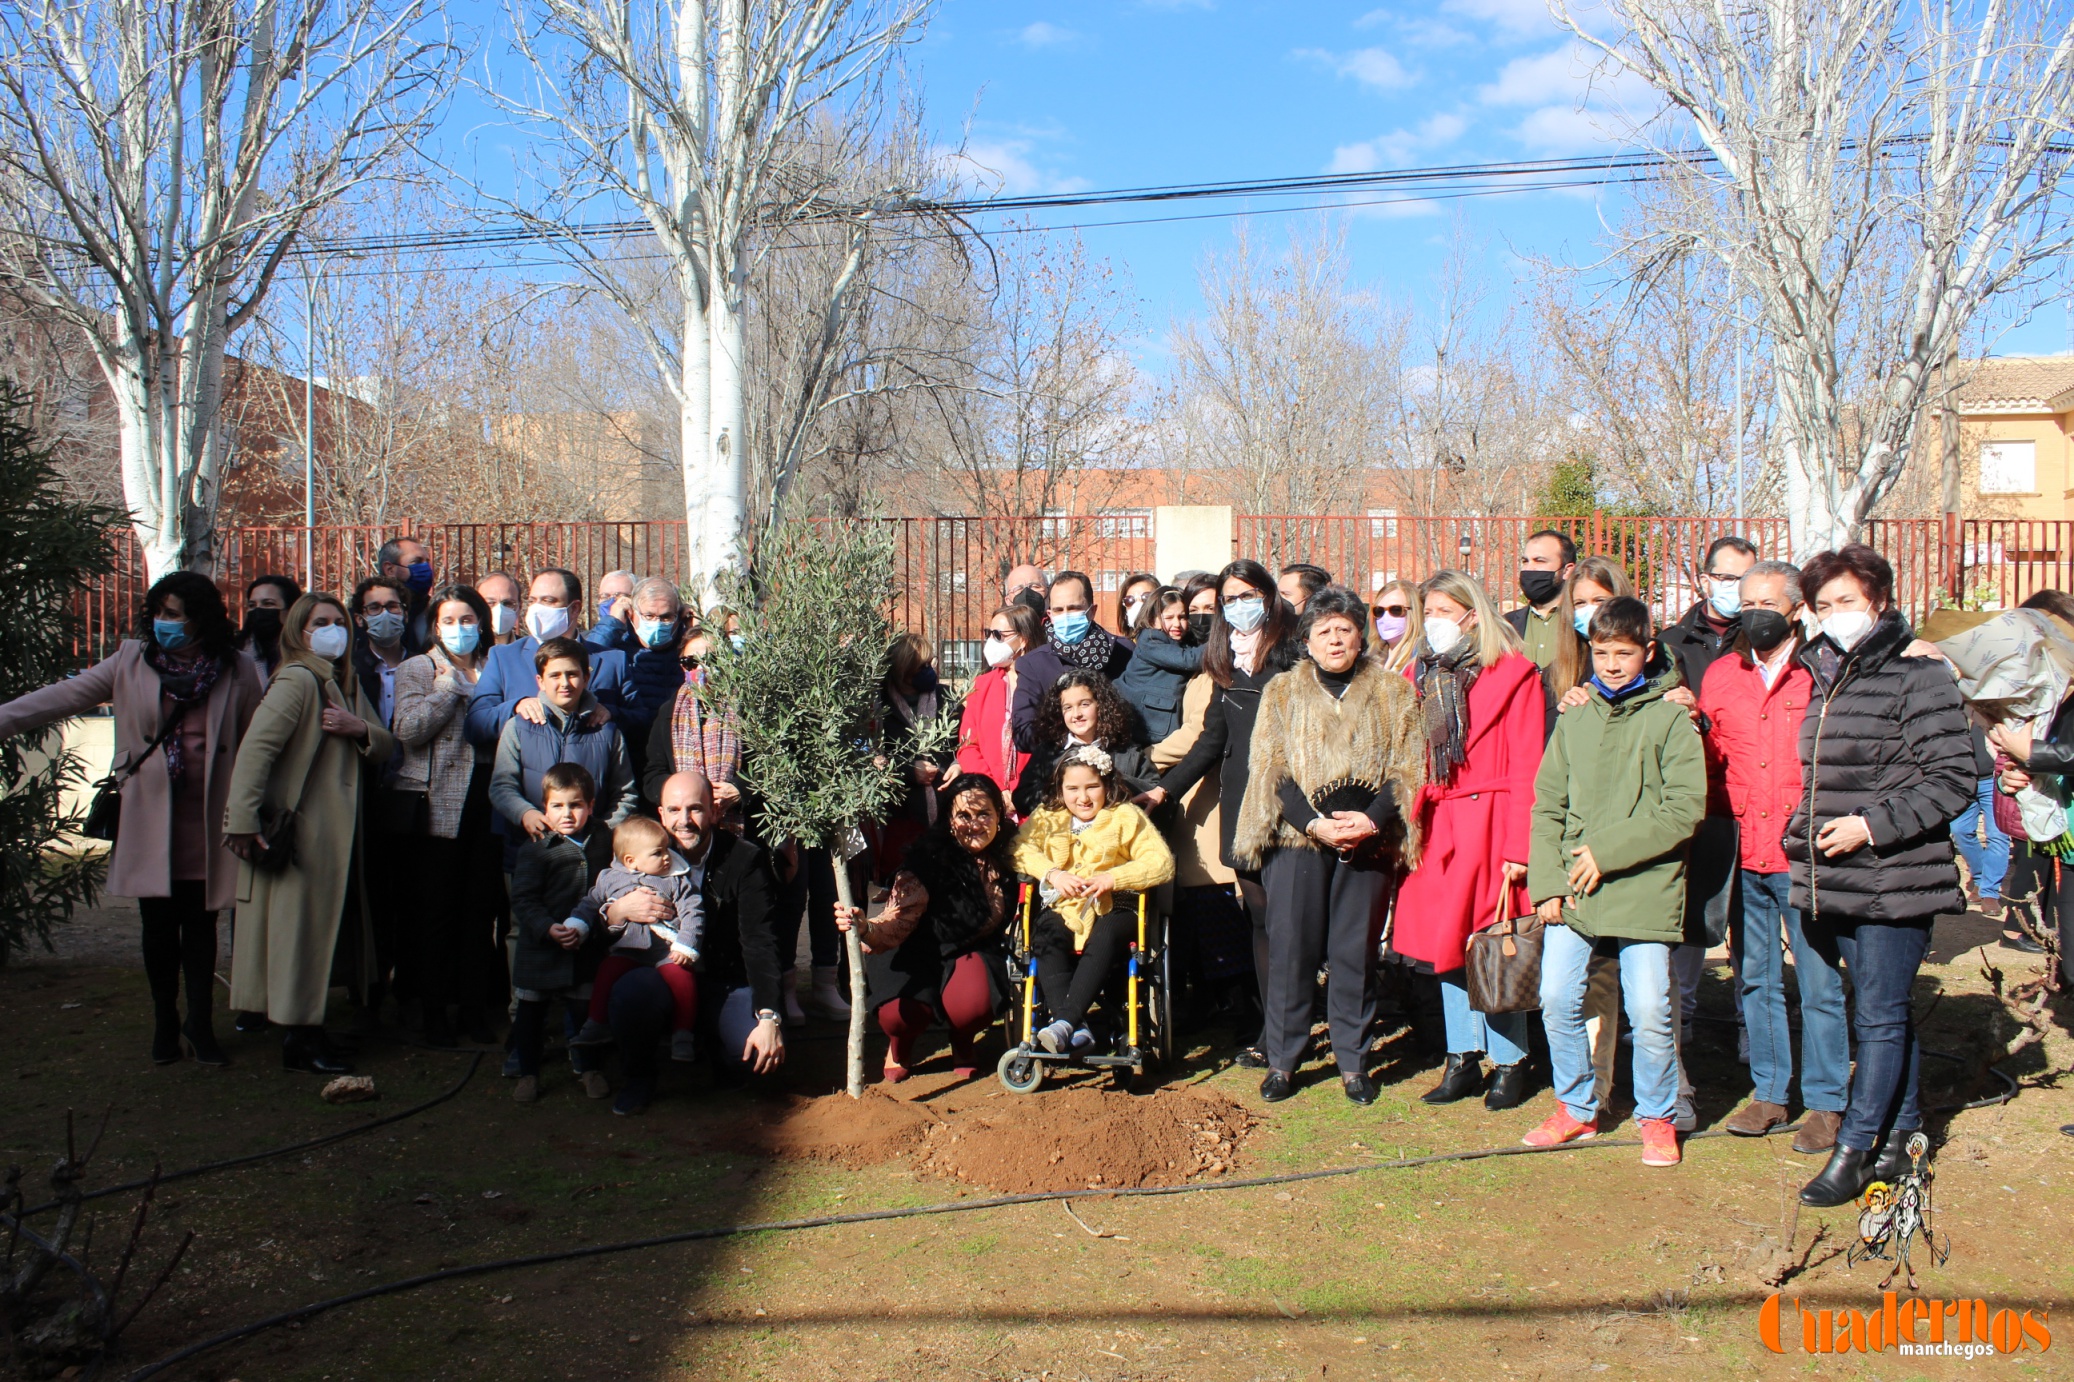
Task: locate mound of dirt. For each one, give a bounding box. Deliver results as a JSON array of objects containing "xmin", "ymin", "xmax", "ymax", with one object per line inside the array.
[
  {"xmin": 915, "ymin": 1086, "xmax": 1258, "ymax": 1194},
  {"xmin": 711, "ymin": 1088, "xmax": 942, "ymax": 1167}
]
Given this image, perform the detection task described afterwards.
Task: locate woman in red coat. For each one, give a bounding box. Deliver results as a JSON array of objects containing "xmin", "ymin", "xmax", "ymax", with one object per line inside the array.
[
  {"xmin": 954, "ymin": 603, "xmax": 1041, "ymax": 809},
  {"xmin": 1391, "ymin": 569, "xmax": 1547, "ymax": 1112}
]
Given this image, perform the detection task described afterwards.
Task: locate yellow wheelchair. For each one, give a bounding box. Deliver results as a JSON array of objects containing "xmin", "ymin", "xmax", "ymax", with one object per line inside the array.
[{"xmin": 995, "ymin": 882, "xmax": 1175, "ymax": 1093}]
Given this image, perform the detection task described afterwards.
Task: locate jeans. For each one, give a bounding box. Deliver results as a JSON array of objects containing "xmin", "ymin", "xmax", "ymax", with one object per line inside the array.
[
  {"xmin": 1437, "ymin": 970, "xmax": 1530, "ymax": 1065},
  {"xmin": 1541, "ymin": 925, "xmax": 1678, "ymax": 1124},
  {"xmin": 1950, "ymin": 777, "xmax": 2011, "ymax": 899},
  {"xmin": 1736, "ymin": 871, "xmax": 1849, "ymax": 1111},
  {"xmin": 1801, "ymin": 913, "xmax": 1931, "ymax": 1150}
]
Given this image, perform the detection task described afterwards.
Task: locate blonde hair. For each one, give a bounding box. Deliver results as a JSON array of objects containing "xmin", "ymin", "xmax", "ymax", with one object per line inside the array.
[
  {"xmin": 1374, "ymin": 577, "xmax": 1422, "ymax": 673},
  {"xmin": 1552, "ymin": 556, "xmax": 1636, "ymax": 696},
  {"xmin": 278, "ymin": 593, "xmax": 354, "ymax": 683},
  {"xmin": 612, "ymin": 815, "xmax": 671, "ymax": 860},
  {"xmin": 1418, "ymin": 570, "xmax": 1522, "ymax": 668}
]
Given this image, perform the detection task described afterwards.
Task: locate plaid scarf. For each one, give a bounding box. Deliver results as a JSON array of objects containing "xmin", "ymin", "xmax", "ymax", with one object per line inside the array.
[
  {"xmin": 1413, "ymin": 641, "xmax": 1482, "ymax": 788},
  {"xmin": 142, "ymin": 643, "xmax": 222, "ymax": 783},
  {"xmin": 669, "ymin": 680, "xmax": 740, "ymax": 787}
]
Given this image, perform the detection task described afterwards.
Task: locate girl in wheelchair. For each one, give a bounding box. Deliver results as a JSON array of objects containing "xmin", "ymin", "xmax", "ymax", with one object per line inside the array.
[{"xmin": 1012, "ymin": 744, "xmax": 1174, "ymax": 1054}]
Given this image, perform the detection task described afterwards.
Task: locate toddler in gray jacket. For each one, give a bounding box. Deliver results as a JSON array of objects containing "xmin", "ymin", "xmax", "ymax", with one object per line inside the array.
[{"xmin": 569, "ymin": 816, "xmax": 706, "ymax": 1058}]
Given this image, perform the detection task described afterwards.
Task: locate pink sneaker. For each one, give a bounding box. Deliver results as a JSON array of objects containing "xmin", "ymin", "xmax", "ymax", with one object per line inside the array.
[
  {"xmin": 1523, "ymin": 1109, "xmax": 1598, "ymax": 1148},
  {"xmin": 1639, "ymin": 1117, "xmax": 1682, "ymax": 1167}
]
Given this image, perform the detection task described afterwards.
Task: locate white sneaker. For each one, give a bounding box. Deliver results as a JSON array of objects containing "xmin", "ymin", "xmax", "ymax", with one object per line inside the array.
[
  {"xmin": 806, "ymin": 965, "xmax": 852, "ymax": 1020},
  {"xmin": 781, "ymin": 972, "xmax": 806, "ymax": 1028}
]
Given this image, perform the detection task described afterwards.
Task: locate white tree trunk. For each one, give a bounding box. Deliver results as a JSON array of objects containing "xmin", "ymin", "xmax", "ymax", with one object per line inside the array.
[
  {"xmin": 704, "ymin": 285, "xmax": 749, "ymax": 586},
  {"xmin": 831, "ymin": 846, "xmax": 867, "ymax": 1098}
]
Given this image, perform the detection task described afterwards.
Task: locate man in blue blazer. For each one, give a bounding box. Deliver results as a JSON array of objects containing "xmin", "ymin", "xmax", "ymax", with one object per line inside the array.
[{"xmin": 465, "ymin": 568, "xmax": 629, "ymax": 748}]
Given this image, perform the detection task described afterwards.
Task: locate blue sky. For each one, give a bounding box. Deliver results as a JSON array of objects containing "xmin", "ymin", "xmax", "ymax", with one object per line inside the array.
[{"xmin": 909, "ymin": 0, "xmax": 2069, "ymax": 359}]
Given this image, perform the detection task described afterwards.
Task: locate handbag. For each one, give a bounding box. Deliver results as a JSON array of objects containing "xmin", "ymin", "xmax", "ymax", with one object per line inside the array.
[
  {"xmin": 1308, "ymin": 777, "xmax": 1392, "ymax": 863},
  {"xmin": 80, "ymin": 700, "xmax": 202, "ymax": 843},
  {"xmin": 1464, "ymin": 879, "xmax": 1543, "ymax": 1015},
  {"xmin": 247, "ymin": 803, "xmax": 297, "ymax": 874}
]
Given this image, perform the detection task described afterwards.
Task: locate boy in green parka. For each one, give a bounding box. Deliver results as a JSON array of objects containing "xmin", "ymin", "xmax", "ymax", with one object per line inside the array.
[{"xmin": 1524, "ymin": 596, "xmax": 1706, "ymax": 1166}]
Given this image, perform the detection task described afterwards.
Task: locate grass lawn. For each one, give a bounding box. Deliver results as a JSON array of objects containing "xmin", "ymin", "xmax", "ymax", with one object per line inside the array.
[{"xmin": 2, "ymin": 900, "xmax": 2069, "ymax": 1381}]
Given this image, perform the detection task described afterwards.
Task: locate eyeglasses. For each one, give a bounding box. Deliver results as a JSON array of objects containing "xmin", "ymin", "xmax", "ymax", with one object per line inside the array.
[{"xmin": 1705, "ymin": 571, "xmax": 1740, "ymax": 583}]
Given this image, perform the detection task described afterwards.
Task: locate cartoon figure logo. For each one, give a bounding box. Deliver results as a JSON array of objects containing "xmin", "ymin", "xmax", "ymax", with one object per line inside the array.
[{"xmin": 1849, "ymin": 1132, "xmax": 1950, "ymax": 1291}]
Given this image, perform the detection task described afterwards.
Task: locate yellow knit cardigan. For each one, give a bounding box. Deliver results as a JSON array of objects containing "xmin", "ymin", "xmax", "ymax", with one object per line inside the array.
[{"xmin": 1012, "ymin": 802, "xmax": 1175, "ymax": 946}]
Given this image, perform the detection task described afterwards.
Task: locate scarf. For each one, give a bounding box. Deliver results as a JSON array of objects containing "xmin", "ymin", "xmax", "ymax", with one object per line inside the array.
[
  {"xmin": 1050, "ymin": 619, "xmax": 1117, "ymax": 673},
  {"xmin": 1229, "ymin": 626, "xmax": 1264, "ymax": 677},
  {"xmin": 142, "ymin": 643, "xmax": 222, "ymax": 783},
  {"xmin": 669, "ymin": 682, "xmax": 740, "ymax": 788},
  {"xmin": 1413, "ymin": 641, "xmax": 1482, "ymax": 787}
]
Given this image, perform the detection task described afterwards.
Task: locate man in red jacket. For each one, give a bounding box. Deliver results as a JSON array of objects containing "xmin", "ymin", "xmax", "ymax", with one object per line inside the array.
[{"xmin": 1697, "ymin": 560, "xmax": 1850, "ymax": 1153}]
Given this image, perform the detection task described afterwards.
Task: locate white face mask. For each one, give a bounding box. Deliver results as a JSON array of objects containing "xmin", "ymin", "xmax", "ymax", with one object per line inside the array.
[
  {"xmin": 983, "ymin": 636, "xmax": 1015, "ymax": 669},
  {"xmin": 307, "ymin": 624, "xmax": 350, "ymax": 660},
  {"xmin": 1820, "ymin": 609, "xmax": 1876, "ymax": 651},
  {"xmin": 1424, "ymin": 616, "xmax": 1464, "ymax": 656},
  {"xmin": 489, "ymin": 604, "xmax": 518, "ymax": 636},
  {"xmin": 526, "ymin": 604, "xmax": 571, "ymax": 641}
]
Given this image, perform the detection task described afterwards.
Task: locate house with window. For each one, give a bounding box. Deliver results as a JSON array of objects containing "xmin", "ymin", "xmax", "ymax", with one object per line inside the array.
[{"xmin": 1955, "ymin": 357, "xmax": 2074, "ymax": 520}]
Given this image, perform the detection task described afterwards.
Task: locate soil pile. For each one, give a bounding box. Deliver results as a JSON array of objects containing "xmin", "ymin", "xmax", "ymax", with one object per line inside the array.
[
  {"xmin": 915, "ymin": 1086, "xmax": 1258, "ymax": 1194},
  {"xmin": 711, "ymin": 1088, "xmax": 942, "ymax": 1167}
]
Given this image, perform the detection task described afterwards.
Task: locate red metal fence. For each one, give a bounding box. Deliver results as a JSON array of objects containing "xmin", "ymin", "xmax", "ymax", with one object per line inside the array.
[{"xmin": 69, "ymin": 512, "xmax": 2074, "ymax": 668}]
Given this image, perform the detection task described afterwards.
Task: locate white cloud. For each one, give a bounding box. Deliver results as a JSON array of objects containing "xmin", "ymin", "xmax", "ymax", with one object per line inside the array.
[
  {"xmin": 1015, "ymin": 21, "xmax": 1078, "ymax": 49},
  {"xmin": 938, "ymin": 139, "xmax": 1092, "ymax": 196},
  {"xmin": 1478, "ymin": 45, "xmax": 1585, "ymax": 106},
  {"xmin": 1327, "ymin": 113, "xmax": 1469, "ymax": 172},
  {"xmin": 1295, "ymin": 45, "xmax": 1419, "ymax": 91},
  {"xmin": 1441, "ymin": 0, "xmax": 1560, "ymax": 39},
  {"xmin": 1475, "ymin": 41, "xmax": 1658, "ymax": 151}
]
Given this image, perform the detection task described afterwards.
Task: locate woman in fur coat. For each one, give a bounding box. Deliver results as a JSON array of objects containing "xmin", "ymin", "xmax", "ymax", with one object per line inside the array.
[
  {"xmin": 1390, "ymin": 569, "xmax": 1548, "ymax": 1112},
  {"xmin": 1234, "ymin": 587, "xmax": 1425, "ymax": 1105}
]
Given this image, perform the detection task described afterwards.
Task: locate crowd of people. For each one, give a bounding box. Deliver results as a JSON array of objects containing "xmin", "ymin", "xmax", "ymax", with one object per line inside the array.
[{"xmin": 4, "ymin": 530, "xmax": 2067, "ymax": 1211}]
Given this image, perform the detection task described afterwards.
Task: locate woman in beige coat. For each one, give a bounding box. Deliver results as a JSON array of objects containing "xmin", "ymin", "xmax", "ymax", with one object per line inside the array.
[
  {"xmin": 0, "ymin": 573, "xmax": 262, "ymax": 1065},
  {"xmin": 224, "ymin": 593, "xmax": 394, "ymax": 1074}
]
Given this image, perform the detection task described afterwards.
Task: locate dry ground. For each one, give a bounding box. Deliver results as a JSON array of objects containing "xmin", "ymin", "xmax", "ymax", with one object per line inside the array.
[{"xmin": 2, "ymin": 898, "xmax": 2069, "ymax": 1381}]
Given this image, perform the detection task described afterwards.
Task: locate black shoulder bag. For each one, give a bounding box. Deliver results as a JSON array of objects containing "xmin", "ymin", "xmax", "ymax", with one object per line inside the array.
[{"xmin": 81, "ymin": 702, "xmax": 200, "ymax": 844}]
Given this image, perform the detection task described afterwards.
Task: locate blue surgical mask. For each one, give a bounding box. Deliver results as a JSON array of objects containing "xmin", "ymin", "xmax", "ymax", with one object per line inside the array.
[
  {"xmin": 636, "ymin": 617, "xmax": 675, "ymax": 649},
  {"xmin": 1051, "ymin": 610, "xmax": 1091, "ymax": 644},
  {"xmin": 729, "ymin": 633, "xmax": 745, "ymax": 652},
  {"xmin": 1572, "ymin": 603, "xmax": 1600, "ymax": 636},
  {"xmin": 1709, "ymin": 581, "xmax": 1743, "ymax": 619},
  {"xmin": 405, "ymin": 559, "xmax": 434, "ymax": 595},
  {"xmin": 439, "ymin": 623, "xmax": 481, "ymax": 656},
  {"xmin": 1223, "ymin": 596, "xmax": 1266, "ymax": 633},
  {"xmin": 365, "ymin": 610, "xmax": 407, "ymax": 645},
  {"xmin": 152, "ymin": 618, "xmax": 191, "ymax": 651}
]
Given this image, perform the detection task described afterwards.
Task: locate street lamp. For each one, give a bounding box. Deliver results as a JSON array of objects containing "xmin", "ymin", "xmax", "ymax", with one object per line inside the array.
[{"xmin": 1457, "ymin": 529, "xmax": 1473, "ymax": 559}]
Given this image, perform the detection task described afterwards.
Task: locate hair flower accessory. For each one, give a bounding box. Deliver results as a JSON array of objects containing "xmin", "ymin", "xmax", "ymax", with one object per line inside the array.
[{"xmin": 1061, "ymin": 743, "xmax": 1114, "ymax": 776}]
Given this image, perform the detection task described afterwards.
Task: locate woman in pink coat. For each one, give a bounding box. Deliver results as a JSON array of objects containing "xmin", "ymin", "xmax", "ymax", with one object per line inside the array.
[
  {"xmin": 953, "ymin": 603, "xmax": 1040, "ymax": 808},
  {"xmin": 1391, "ymin": 569, "xmax": 1547, "ymax": 1113},
  {"xmin": 0, "ymin": 573, "xmax": 263, "ymax": 1065}
]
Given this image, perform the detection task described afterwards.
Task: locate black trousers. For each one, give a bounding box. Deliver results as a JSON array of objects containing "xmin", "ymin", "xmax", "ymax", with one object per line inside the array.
[
  {"xmin": 414, "ymin": 765, "xmax": 506, "ymax": 1017},
  {"xmin": 139, "ymin": 880, "xmax": 217, "ymax": 1032},
  {"xmin": 1260, "ymin": 847, "xmax": 1392, "ymax": 1077},
  {"xmin": 1033, "ymin": 907, "xmax": 1135, "ymax": 1029}
]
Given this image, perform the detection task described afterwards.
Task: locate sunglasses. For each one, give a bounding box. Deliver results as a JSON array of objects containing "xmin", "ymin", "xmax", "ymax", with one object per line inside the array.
[
  {"xmin": 1373, "ymin": 604, "xmax": 1410, "ymax": 618},
  {"xmin": 985, "ymin": 626, "xmax": 1016, "ymax": 638}
]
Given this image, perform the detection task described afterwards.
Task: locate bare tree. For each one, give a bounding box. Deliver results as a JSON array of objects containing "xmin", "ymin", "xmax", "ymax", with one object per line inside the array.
[
  {"xmin": 0, "ymin": 0, "xmax": 455, "ymax": 578},
  {"xmin": 491, "ymin": 0, "xmax": 933, "ymax": 591},
  {"xmin": 1167, "ymin": 224, "xmax": 1405, "ymax": 516},
  {"xmin": 1560, "ymin": 0, "xmax": 2074, "ymax": 556}
]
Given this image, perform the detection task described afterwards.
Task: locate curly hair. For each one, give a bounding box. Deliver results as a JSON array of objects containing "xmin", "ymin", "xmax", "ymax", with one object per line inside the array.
[{"xmin": 1035, "ymin": 669, "xmax": 1136, "ymax": 752}]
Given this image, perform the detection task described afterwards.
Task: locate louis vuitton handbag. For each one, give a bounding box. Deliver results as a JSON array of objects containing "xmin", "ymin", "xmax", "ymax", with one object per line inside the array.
[{"xmin": 1464, "ymin": 879, "xmax": 1543, "ymax": 1015}]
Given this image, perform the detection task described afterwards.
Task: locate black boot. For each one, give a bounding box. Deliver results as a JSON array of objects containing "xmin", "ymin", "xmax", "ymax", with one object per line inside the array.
[
  {"xmin": 1799, "ymin": 1143, "xmax": 1877, "ymax": 1207},
  {"xmin": 1871, "ymin": 1128, "xmax": 1923, "ymax": 1182},
  {"xmin": 151, "ymin": 1016, "xmax": 184, "ymax": 1065},
  {"xmin": 1421, "ymin": 1053, "xmax": 1485, "ymax": 1104},
  {"xmin": 183, "ymin": 1017, "xmax": 230, "ymax": 1067},
  {"xmin": 141, "ymin": 907, "xmax": 184, "ymax": 1064},
  {"xmin": 1483, "ymin": 1063, "xmax": 1534, "ymax": 1111},
  {"xmin": 282, "ymin": 1027, "xmax": 354, "ymax": 1075},
  {"xmin": 235, "ymin": 1011, "xmax": 269, "ymax": 1034},
  {"xmin": 179, "ymin": 912, "xmax": 227, "ymax": 1065}
]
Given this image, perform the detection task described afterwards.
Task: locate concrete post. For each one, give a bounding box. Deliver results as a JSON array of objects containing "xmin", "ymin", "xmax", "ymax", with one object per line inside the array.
[{"xmin": 1154, "ymin": 505, "xmax": 1234, "ymax": 581}]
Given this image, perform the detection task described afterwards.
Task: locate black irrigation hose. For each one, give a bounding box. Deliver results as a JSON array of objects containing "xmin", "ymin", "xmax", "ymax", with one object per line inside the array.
[{"xmin": 17, "ymin": 1050, "xmax": 483, "ymax": 1219}]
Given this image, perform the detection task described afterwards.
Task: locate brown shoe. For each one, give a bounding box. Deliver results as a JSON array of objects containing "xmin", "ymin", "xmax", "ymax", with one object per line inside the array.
[
  {"xmin": 1725, "ymin": 1099, "xmax": 1789, "ymax": 1137},
  {"xmin": 512, "ymin": 1075, "xmax": 540, "ymax": 1104},
  {"xmin": 1793, "ymin": 1109, "xmax": 1843, "ymax": 1155}
]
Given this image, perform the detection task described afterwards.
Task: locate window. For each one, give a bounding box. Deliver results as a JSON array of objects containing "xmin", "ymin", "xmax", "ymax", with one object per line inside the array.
[
  {"xmin": 1366, "ymin": 507, "xmax": 1399, "ymax": 539},
  {"xmin": 1980, "ymin": 440, "xmax": 2037, "ymax": 494}
]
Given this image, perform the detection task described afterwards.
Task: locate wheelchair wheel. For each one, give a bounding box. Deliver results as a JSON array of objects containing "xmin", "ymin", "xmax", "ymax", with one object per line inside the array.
[
  {"xmin": 998, "ymin": 1048, "xmax": 1044, "ymax": 1094},
  {"xmin": 1147, "ymin": 937, "xmax": 1176, "ymax": 1068}
]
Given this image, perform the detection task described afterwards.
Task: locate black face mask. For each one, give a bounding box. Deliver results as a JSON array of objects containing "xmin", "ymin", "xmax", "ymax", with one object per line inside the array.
[
  {"xmin": 1186, "ymin": 612, "xmax": 1214, "ymax": 645},
  {"xmin": 1012, "ymin": 587, "xmax": 1047, "ymax": 618},
  {"xmin": 1743, "ymin": 610, "xmax": 1794, "ymax": 653},
  {"xmin": 1519, "ymin": 569, "xmax": 1562, "ymax": 607},
  {"xmin": 244, "ymin": 607, "xmax": 283, "ymax": 645}
]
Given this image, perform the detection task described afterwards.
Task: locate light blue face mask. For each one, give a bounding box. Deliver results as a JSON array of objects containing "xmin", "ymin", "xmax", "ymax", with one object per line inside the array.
[
  {"xmin": 153, "ymin": 618, "xmax": 191, "ymax": 651},
  {"xmin": 1051, "ymin": 610, "xmax": 1091, "ymax": 644},
  {"xmin": 439, "ymin": 623, "xmax": 481, "ymax": 656},
  {"xmin": 365, "ymin": 610, "xmax": 407, "ymax": 645},
  {"xmin": 1223, "ymin": 595, "xmax": 1266, "ymax": 633},
  {"xmin": 729, "ymin": 633, "xmax": 745, "ymax": 652},
  {"xmin": 636, "ymin": 617, "xmax": 675, "ymax": 649},
  {"xmin": 1572, "ymin": 603, "xmax": 1600, "ymax": 636},
  {"xmin": 1709, "ymin": 581, "xmax": 1743, "ymax": 619}
]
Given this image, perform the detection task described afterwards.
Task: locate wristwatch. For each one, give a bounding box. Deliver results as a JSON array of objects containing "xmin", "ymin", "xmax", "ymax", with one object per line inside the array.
[{"xmin": 755, "ymin": 1008, "xmax": 780, "ymax": 1025}]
